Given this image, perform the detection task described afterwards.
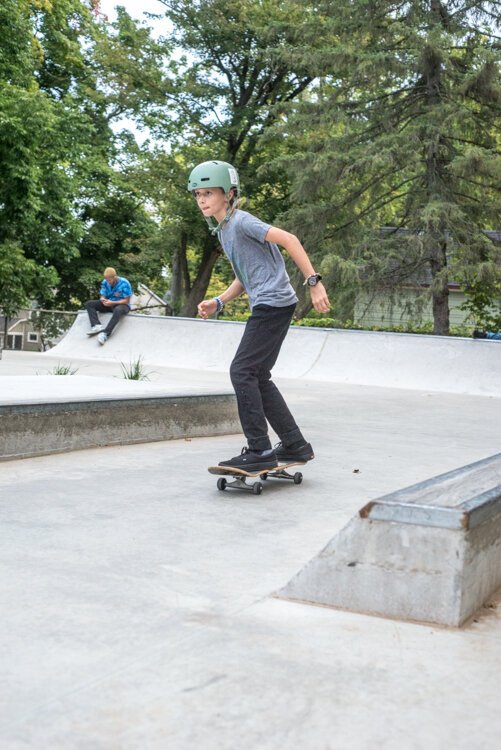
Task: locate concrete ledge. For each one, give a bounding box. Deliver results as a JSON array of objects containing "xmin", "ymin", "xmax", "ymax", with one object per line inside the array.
[
  {"xmin": 0, "ymin": 393, "xmax": 239, "ymax": 461},
  {"xmin": 277, "ymin": 453, "xmax": 501, "ymax": 627}
]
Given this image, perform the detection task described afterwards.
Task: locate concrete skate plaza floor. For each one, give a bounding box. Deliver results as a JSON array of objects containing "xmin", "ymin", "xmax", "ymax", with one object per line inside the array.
[{"xmin": 1, "ymin": 350, "xmax": 501, "ymax": 748}]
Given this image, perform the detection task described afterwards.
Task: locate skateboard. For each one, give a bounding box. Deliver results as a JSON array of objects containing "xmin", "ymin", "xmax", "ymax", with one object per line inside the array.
[{"xmin": 208, "ymin": 462, "xmax": 306, "ymax": 495}]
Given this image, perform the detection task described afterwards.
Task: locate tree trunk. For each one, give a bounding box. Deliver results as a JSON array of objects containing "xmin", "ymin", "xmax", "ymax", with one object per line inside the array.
[
  {"xmin": 171, "ymin": 232, "xmax": 190, "ymax": 314},
  {"xmin": 429, "ymin": 239, "xmax": 450, "ymax": 335},
  {"xmin": 179, "ymin": 235, "xmax": 222, "ymax": 317},
  {"xmin": 424, "ymin": 8, "xmax": 450, "ymax": 335},
  {"xmin": 0, "ymin": 315, "xmax": 8, "ymax": 359}
]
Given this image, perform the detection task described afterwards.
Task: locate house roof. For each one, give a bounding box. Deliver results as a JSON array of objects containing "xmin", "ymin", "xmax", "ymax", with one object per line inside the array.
[{"xmin": 0, "ymin": 317, "xmax": 22, "ymax": 331}]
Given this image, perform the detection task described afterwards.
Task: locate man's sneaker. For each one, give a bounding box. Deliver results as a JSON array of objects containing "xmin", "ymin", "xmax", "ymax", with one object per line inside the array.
[
  {"xmin": 219, "ymin": 447, "xmax": 278, "ymax": 471},
  {"xmin": 97, "ymin": 332, "xmax": 108, "ymax": 345},
  {"xmin": 87, "ymin": 324, "xmax": 104, "ymax": 336},
  {"xmin": 274, "ymin": 441, "xmax": 315, "ymax": 463},
  {"xmin": 473, "ymin": 329, "xmax": 487, "ymax": 339}
]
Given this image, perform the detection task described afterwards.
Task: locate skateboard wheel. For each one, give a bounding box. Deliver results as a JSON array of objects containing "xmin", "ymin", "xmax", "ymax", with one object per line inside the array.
[
  {"xmin": 293, "ymin": 472, "xmax": 303, "ymax": 485},
  {"xmin": 217, "ymin": 477, "xmax": 227, "ymax": 491},
  {"xmin": 252, "ymin": 482, "xmax": 263, "ymax": 495}
]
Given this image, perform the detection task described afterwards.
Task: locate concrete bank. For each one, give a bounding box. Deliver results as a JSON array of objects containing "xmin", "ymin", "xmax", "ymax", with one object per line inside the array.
[{"xmin": 48, "ymin": 312, "xmax": 501, "ymax": 397}]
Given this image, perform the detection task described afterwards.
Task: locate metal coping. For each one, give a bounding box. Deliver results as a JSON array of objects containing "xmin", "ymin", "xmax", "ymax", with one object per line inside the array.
[{"xmin": 359, "ymin": 453, "xmax": 501, "ymax": 530}]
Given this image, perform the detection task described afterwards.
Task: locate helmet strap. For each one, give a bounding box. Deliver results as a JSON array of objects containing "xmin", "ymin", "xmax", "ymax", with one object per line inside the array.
[{"xmin": 205, "ymin": 193, "xmax": 239, "ymax": 236}]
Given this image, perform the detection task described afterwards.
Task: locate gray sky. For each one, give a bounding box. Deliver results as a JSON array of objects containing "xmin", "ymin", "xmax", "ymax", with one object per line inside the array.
[
  {"xmin": 100, "ymin": 0, "xmax": 166, "ymax": 27},
  {"xmin": 99, "ymin": 1, "xmax": 169, "ymax": 142}
]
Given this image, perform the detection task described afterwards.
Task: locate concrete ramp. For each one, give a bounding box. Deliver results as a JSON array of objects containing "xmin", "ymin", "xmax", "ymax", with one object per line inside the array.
[
  {"xmin": 48, "ymin": 312, "xmax": 501, "ymax": 396},
  {"xmin": 277, "ymin": 453, "xmax": 501, "ymax": 627},
  {"xmin": 304, "ymin": 327, "xmax": 501, "ymax": 394},
  {"xmin": 49, "ymin": 312, "xmax": 326, "ymax": 379}
]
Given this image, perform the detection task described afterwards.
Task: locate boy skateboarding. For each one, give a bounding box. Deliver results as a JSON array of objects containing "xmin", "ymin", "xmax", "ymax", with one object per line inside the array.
[{"xmin": 188, "ymin": 160, "xmax": 330, "ymax": 472}]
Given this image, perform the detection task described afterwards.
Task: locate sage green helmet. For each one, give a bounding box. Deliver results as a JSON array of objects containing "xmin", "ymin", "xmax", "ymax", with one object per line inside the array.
[{"xmin": 188, "ymin": 160, "xmax": 240, "ymax": 196}]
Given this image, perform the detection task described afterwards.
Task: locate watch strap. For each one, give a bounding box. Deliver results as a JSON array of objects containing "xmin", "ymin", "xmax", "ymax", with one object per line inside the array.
[{"xmin": 303, "ymin": 273, "xmax": 322, "ymax": 286}]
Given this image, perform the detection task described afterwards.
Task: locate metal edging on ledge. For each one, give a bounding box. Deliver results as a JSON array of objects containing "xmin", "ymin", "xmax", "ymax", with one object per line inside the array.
[
  {"xmin": 358, "ymin": 453, "xmax": 501, "ymax": 530},
  {"xmin": 365, "ymin": 452, "xmax": 501, "ymax": 506},
  {"xmin": 461, "ymin": 487, "xmax": 501, "ymax": 529},
  {"xmin": 359, "ymin": 501, "xmax": 469, "ymax": 530},
  {"xmin": 360, "ymin": 489, "xmax": 501, "ymax": 531}
]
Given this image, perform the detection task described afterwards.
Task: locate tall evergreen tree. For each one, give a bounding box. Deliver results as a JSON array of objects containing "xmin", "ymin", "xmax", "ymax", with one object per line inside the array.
[{"xmin": 277, "ymin": 0, "xmax": 501, "ymax": 333}]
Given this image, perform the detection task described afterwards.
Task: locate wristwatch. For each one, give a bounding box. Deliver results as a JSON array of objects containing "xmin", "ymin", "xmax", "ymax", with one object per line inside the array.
[{"xmin": 304, "ymin": 273, "xmax": 323, "ymax": 287}]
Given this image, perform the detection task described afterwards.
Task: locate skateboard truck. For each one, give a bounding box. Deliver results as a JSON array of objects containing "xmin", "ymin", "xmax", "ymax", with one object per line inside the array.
[
  {"xmin": 216, "ymin": 475, "xmax": 264, "ymax": 495},
  {"xmin": 209, "ymin": 464, "xmax": 305, "ymax": 496}
]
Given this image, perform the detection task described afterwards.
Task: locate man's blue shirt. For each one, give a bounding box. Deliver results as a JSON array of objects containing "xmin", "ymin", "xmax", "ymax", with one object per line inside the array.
[{"xmin": 100, "ymin": 277, "xmax": 133, "ymax": 305}]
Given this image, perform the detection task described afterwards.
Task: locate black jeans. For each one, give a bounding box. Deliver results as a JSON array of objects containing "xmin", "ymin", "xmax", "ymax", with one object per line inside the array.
[
  {"xmin": 229, "ymin": 303, "xmax": 304, "ymax": 452},
  {"xmin": 85, "ymin": 300, "xmax": 130, "ymax": 336}
]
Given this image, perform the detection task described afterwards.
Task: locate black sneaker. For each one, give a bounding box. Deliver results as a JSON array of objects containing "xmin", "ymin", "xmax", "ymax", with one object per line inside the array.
[
  {"xmin": 274, "ymin": 441, "xmax": 315, "ymax": 463},
  {"xmin": 219, "ymin": 447, "xmax": 278, "ymax": 471},
  {"xmin": 473, "ymin": 329, "xmax": 487, "ymax": 339}
]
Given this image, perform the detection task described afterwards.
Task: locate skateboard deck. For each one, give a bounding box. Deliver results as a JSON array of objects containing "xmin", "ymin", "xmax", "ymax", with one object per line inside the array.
[{"xmin": 208, "ymin": 462, "xmax": 306, "ymax": 495}]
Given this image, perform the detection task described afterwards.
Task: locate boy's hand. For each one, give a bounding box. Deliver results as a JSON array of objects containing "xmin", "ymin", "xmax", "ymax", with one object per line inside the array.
[
  {"xmin": 198, "ymin": 299, "xmax": 218, "ymax": 319},
  {"xmin": 310, "ymin": 282, "xmax": 331, "ymax": 314}
]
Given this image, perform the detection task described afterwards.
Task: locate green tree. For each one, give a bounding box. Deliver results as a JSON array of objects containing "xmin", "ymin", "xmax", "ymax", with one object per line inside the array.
[
  {"xmin": 277, "ymin": 0, "xmax": 501, "ymax": 333},
  {"xmin": 0, "ymin": 1, "xmax": 96, "ymax": 282},
  {"xmin": 0, "ymin": 241, "xmax": 57, "ymax": 356},
  {"xmin": 141, "ymin": 0, "xmax": 315, "ymax": 316},
  {"xmin": 0, "ymin": 1, "xmax": 165, "ymax": 310},
  {"xmin": 460, "ymin": 269, "xmax": 501, "ymax": 331}
]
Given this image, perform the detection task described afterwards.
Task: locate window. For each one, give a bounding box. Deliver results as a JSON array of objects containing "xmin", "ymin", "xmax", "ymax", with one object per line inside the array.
[
  {"xmin": 7, "ymin": 334, "xmax": 23, "ymax": 350},
  {"xmin": 28, "ymin": 332, "xmax": 39, "ymax": 343}
]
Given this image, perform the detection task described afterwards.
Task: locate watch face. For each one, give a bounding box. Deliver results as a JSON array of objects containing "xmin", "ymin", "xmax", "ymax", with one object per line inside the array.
[{"xmin": 308, "ymin": 276, "xmax": 318, "ymax": 286}]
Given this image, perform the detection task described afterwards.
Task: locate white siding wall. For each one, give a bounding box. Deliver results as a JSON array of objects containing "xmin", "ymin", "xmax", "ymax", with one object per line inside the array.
[{"xmin": 354, "ymin": 289, "xmax": 472, "ymax": 328}]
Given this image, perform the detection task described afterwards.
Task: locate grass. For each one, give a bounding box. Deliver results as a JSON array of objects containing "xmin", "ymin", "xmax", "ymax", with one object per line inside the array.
[
  {"xmin": 45, "ymin": 362, "xmax": 79, "ymax": 375},
  {"xmin": 119, "ymin": 356, "xmax": 151, "ymax": 381}
]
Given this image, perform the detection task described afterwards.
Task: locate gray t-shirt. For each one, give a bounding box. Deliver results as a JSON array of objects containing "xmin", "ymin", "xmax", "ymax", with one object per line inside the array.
[{"xmin": 218, "ymin": 210, "xmax": 298, "ymax": 309}]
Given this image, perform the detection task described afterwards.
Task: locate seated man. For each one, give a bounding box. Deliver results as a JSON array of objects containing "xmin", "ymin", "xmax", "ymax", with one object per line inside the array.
[
  {"xmin": 85, "ymin": 267, "xmax": 133, "ymax": 345},
  {"xmin": 473, "ymin": 329, "xmax": 501, "ymax": 341}
]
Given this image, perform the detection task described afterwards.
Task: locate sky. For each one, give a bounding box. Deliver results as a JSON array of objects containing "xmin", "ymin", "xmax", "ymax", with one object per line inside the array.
[
  {"xmin": 99, "ymin": 0, "xmax": 166, "ymax": 27},
  {"xmin": 99, "ymin": 1, "xmax": 169, "ymax": 143}
]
